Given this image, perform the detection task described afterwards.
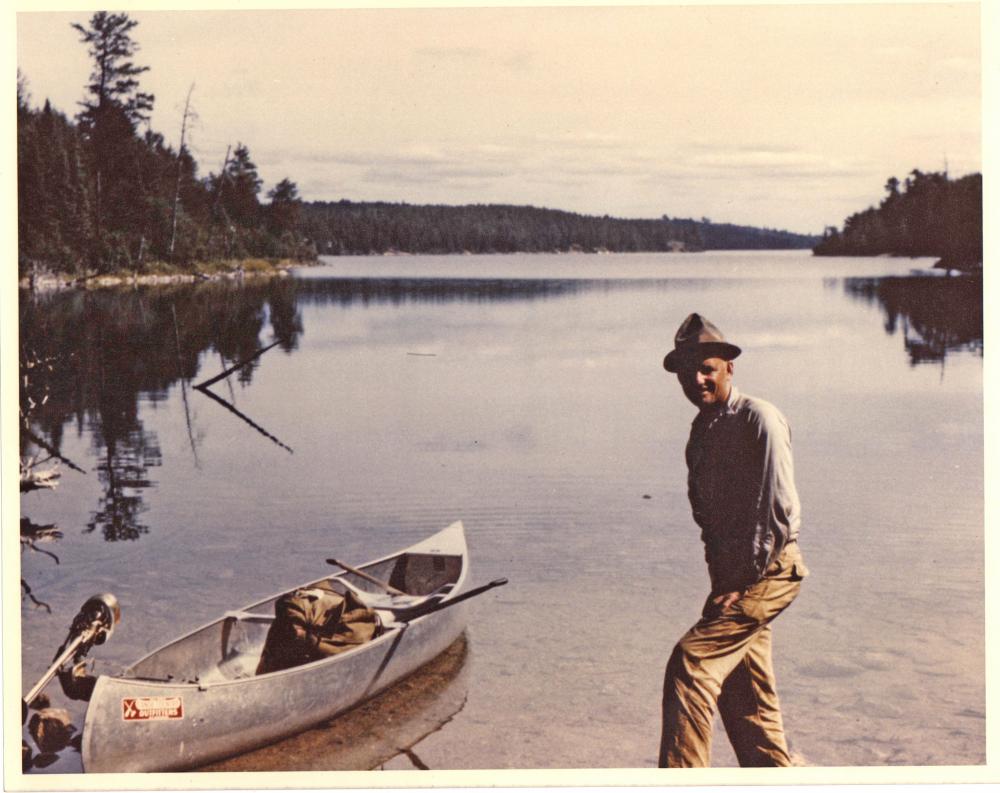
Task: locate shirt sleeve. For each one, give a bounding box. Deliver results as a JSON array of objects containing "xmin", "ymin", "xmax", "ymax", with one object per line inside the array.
[
  {"xmin": 746, "ymin": 403, "xmax": 799, "ymax": 587},
  {"xmin": 707, "ymin": 403, "xmax": 798, "ymax": 594}
]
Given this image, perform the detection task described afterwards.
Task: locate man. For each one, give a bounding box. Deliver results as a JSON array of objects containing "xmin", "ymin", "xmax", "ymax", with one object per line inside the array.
[{"xmin": 659, "ymin": 312, "xmax": 808, "ymax": 768}]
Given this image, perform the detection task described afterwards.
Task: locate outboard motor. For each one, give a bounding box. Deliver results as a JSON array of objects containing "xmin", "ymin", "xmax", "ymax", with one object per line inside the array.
[{"xmin": 23, "ymin": 594, "xmax": 121, "ymax": 718}]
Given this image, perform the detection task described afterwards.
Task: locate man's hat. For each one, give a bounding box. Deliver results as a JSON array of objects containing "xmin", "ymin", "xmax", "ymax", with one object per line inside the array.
[{"xmin": 662, "ymin": 313, "xmax": 742, "ymax": 372}]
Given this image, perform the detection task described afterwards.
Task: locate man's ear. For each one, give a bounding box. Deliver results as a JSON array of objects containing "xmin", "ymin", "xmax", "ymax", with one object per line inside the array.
[{"xmin": 726, "ymin": 360, "xmax": 734, "ymax": 375}]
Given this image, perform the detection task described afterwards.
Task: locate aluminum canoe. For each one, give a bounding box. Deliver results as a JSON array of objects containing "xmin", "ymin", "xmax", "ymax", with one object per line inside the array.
[{"xmin": 81, "ymin": 521, "xmax": 469, "ymax": 772}]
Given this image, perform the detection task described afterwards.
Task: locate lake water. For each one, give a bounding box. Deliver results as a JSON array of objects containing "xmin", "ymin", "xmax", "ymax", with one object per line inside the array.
[{"xmin": 18, "ymin": 250, "xmax": 984, "ymax": 772}]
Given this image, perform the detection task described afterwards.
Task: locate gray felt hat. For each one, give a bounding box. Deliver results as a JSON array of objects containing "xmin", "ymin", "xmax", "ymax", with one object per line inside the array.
[{"xmin": 663, "ymin": 313, "xmax": 742, "ymax": 372}]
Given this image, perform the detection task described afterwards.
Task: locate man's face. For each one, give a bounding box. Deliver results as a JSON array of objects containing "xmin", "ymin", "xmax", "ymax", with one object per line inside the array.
[{"xmin": 675, "ymin": 355, "xmax": 734, "ymax": 410}]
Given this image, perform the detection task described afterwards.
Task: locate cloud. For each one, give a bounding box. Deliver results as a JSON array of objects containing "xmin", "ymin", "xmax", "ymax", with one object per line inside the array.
[
  {"xmin": 280, "ymin": 138, "xmax": 872, "ymax": 205},
  {"xmin": 531, "ymin": 131, "xmax": 630, "ymax": 150},
  {"xmin": 362, "ymin": 162, "xmax": 510, "ymax": 186},
  {"xmin": 634, "ymin": 145, "xmax": 873, "ymax": 184},
  {"xmin": 686, "ymin": 142, "xmax": 800, "ymax": 156}
]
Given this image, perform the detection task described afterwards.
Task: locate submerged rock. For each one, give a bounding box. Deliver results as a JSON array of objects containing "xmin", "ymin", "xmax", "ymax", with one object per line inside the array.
[{"xmin": 28, "ymin": 708, "xmax": 75, "ymax": 753}]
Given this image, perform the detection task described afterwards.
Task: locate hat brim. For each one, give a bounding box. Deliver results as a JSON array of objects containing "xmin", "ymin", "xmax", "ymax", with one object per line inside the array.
[{"xmin": 663, "ymin": 342, "xmax": 742, "ymax": 372}]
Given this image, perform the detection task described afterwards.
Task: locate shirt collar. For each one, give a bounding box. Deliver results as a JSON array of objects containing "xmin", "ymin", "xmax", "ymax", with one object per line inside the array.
[
  {"xmin": 722, "ymin": 385, "xmax": 740, "ymax": 414},
  {"xmin": 692, "ymin": 384, "xmax": 740, "ymax": 424}
]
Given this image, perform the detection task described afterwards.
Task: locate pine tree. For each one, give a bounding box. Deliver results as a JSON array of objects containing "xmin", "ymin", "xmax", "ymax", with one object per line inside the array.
[
  {"xmin": 222, "ymin": 144, "xmax": 262, "ymax": 228},
  {"xmin": 72, "ymin": 12, "xmax": 155, "ymax": 269}
]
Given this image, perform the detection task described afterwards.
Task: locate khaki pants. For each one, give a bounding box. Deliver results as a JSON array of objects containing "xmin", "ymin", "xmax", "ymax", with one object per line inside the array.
[{"xmin": 659, "ymin": 542, "xmax": 807, "ymax": 767}]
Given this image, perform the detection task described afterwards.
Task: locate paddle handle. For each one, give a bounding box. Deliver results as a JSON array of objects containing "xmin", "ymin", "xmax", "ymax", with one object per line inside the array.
[
  {"xmin": 326, "ymin": 558, "xmax": 407, "ymax": 596},
  {"xmin": 412, "ymin": 577, "xmax": 508, "ymax": 618}
]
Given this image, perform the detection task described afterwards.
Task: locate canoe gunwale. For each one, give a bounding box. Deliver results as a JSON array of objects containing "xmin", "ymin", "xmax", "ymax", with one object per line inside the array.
[
  {"xmin": 80, "ymin": 521, "xmax": 469, "ymax": 772},
  {"xmin": 122, "ymin": 520, "xmax": 467, "ymax": 679}
]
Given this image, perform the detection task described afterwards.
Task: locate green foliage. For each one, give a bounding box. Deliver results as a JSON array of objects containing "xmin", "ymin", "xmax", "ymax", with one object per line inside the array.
[
  {"xmin": 18, "ymin": 100, "xmax": 93, "ymax": 273},
  {"xmin": 72, "ymin": 11, "xmax": 154, "ymax": 131},
  {"xmin": 814, "ymin": 170, "xmax": 982, "ymax": 269},
  {"xmin": 220, "ymin": 143, "xmax": 263, "ymax": 227},
  {"xmin": 17, "ymin": 15, "xmax": 315, "ymax": 279}
]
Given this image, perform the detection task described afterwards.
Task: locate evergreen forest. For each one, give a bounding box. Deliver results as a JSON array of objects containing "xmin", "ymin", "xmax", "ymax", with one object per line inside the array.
[
  {"xmin": 298, "ymin": 202, "xmax": 818, "ymax": 256},
  {"xmin": 813, "ymin": 170, "xmax": 982, "ymax": 269},
  {"xmin": 18, "ymin": 12, "xmax": 824, "ymax": 280},
  {"xmin": 17, "ymin": 12, "xmax": 314, "ymax": 280}
]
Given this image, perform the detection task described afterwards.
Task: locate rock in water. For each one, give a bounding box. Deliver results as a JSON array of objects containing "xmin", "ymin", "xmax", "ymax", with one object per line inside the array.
[{"xmin": 28, "ymin": 708, "xmax": 75, "ymax": 753}]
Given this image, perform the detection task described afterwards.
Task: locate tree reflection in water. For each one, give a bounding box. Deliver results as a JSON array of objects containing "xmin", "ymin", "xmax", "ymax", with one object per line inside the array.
[
  {"xmin": 19, "ymin": 279, "xmax": 305, "ymax": 542},
  {"xmin": 19, "ymin": 276, "xmax": 624, "ymax": 543},
  {"xmin": 295, "ymin": 276, "xmax": 599, "ymax": 307},
  {"xmin": 843, "ymin": 275, "xmax": 982, "ymax": 365},
  {"xmin": 86, "ymin": 433, "xmax": 159, "ymax": 541},
  {"xmin": 19, "ymin": 274, "xmax": 707, "ymax": 544}
]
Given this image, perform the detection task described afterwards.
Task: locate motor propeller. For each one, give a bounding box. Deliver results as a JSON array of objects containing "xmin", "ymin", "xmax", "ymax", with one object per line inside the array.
[{"xmin": 66, "ymin": 593, "xmax": 120, "ymax": 650}]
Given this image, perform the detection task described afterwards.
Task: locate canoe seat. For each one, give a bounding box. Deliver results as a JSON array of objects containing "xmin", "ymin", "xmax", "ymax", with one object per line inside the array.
[
  {"xmin": 209, "ymin": 652, "xmax": 260, "ymax": 682},
  {"xmin": 199, "ymin": 611, "xmax": 277, "ymax": 684}
]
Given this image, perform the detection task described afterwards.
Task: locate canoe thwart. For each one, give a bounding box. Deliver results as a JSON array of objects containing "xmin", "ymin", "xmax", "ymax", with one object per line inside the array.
[
  {"xmin": 81, "ymin": 522, "xmax": 470, "ymax": 773},
  {"xmin": 222, "ymin": 610, "xmax": 276, "ymax": 623}
]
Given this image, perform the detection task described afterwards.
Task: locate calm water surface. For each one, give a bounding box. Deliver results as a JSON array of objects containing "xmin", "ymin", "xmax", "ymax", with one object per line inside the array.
[{"xmin": 19, "ymin": 250, "xmax": 984, "ymax": 770}]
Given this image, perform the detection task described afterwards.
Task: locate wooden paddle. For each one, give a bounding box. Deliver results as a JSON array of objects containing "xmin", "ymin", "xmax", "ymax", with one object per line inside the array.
[
  {"xmin": 402, "ymin": 578, "xmax": 508, "ymax": 619},
  {"xmin": 326, "ymin": 558, "xmax": 406, "ymax": 596}
]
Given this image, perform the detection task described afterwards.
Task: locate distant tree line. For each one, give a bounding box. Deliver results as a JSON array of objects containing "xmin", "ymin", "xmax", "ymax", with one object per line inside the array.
[
  {"xmin": 18, "ymin": 12, "xmax": 821, "ymax": 277},
  {"xmin": 814, "ymin": 170, "xmax": 982, "ymax": 269},
  {"xmin": 17, "ymin": 12, "xmax": 314, "ymax": 279},
  {"xmin": 299, "ymin": 201, "xmax": 818, "ymax": 255}
]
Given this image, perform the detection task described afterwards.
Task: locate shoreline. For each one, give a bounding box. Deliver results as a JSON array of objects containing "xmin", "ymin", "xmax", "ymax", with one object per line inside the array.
[
  {"xmin": 18, "ymin": 249, "xmax": 979, "ymax": 294},
  {"xmin": 17, "ymin": 258, "xmax": 316, "ymax": 293}
]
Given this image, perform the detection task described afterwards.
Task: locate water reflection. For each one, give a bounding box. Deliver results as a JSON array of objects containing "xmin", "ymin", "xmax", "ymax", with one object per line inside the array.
[
  {"xmin": 21, "ymin": 517, "xmax": 63, "ymax": 612},
  {"xmin": 23, "ymin": 704, "xmax": 82, "ymax": 773},
  {"xmin": 196, "ymin": 384, "xmax": 294, "ymax": 453},
  {"xmin": 200, "ymin": 634, "xmax": 469, "ymax": 772},
  {"xmin": 20, "ymin": 517, "xmax": 62, "ymax": 564},
  {"xmin": 19, "ymin": 280, "xmax": 304, "ymax": 541},
  {"xmin": 19, "ymin": 270, "xmax": 981, "ymax": 546},
  {"xmin": 21, "ymin": 633, "xmax": 468, "ymax": 774},
  {"xmin": 17, "ymin": 275, "xmax": 633, "ymax": 545},
  {"xmin": 85, "ymin": 431, "xmax": 160, "ymax": 541},
  {"xmin": 293, "ymin": 276, "xmax": 617, "ymax": 306},
  {"xmin": 843, "ymin": 275, "xmax": 983, "ymax": 364}
]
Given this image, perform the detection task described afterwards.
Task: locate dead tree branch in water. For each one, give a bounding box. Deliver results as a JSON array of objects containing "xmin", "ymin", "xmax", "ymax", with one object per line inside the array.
[
  {"xmin": 196, "ymin": 386, "xmax": 293, "ymax": 453},
  {"xmin": 20, "ymin": 458, "xmax": 61, "ymax": 493},
  {"xmin": 194, "ymin": 340, "xmax": 282, "ymax": 391},
  {"xmin": 20, "ymin": 519, "xmax": 63, "ymax": 564},
  {"xmin": 171, "ymin": 304, "xmax": 201, "ymax": 466},
  {"xmin": 21, "ymin": 581, "xmax": 52, "ymax": 613},
  {"xmin": 21, "ymin": 429, "xmax": 86, "ymax": 475},
  {"xmin": 193, "ymin": 340, "xmax": 292, "ymax": 452}
]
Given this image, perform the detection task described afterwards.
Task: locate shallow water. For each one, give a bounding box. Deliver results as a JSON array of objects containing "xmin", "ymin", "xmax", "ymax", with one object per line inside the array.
[{"xmin": 19, "ymin": 250, "xmax": 983, "ymax": 771}]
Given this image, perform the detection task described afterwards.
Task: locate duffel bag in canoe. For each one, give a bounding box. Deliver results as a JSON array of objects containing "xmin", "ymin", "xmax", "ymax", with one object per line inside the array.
[{"xmin": 256, "ymin": 581, "xmax": 379, "ymax": 674}]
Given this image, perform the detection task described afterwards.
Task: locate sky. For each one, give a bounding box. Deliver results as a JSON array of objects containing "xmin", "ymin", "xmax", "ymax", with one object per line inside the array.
[{"xmin": 15, "ymin": 2, "xmax": 983, "ymax": 235}]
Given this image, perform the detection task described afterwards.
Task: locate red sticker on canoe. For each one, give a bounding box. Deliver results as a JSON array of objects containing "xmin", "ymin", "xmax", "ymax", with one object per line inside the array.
[{"xmin": 122, "ymin": 696, "xmax": 183, "ymax": 721}]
